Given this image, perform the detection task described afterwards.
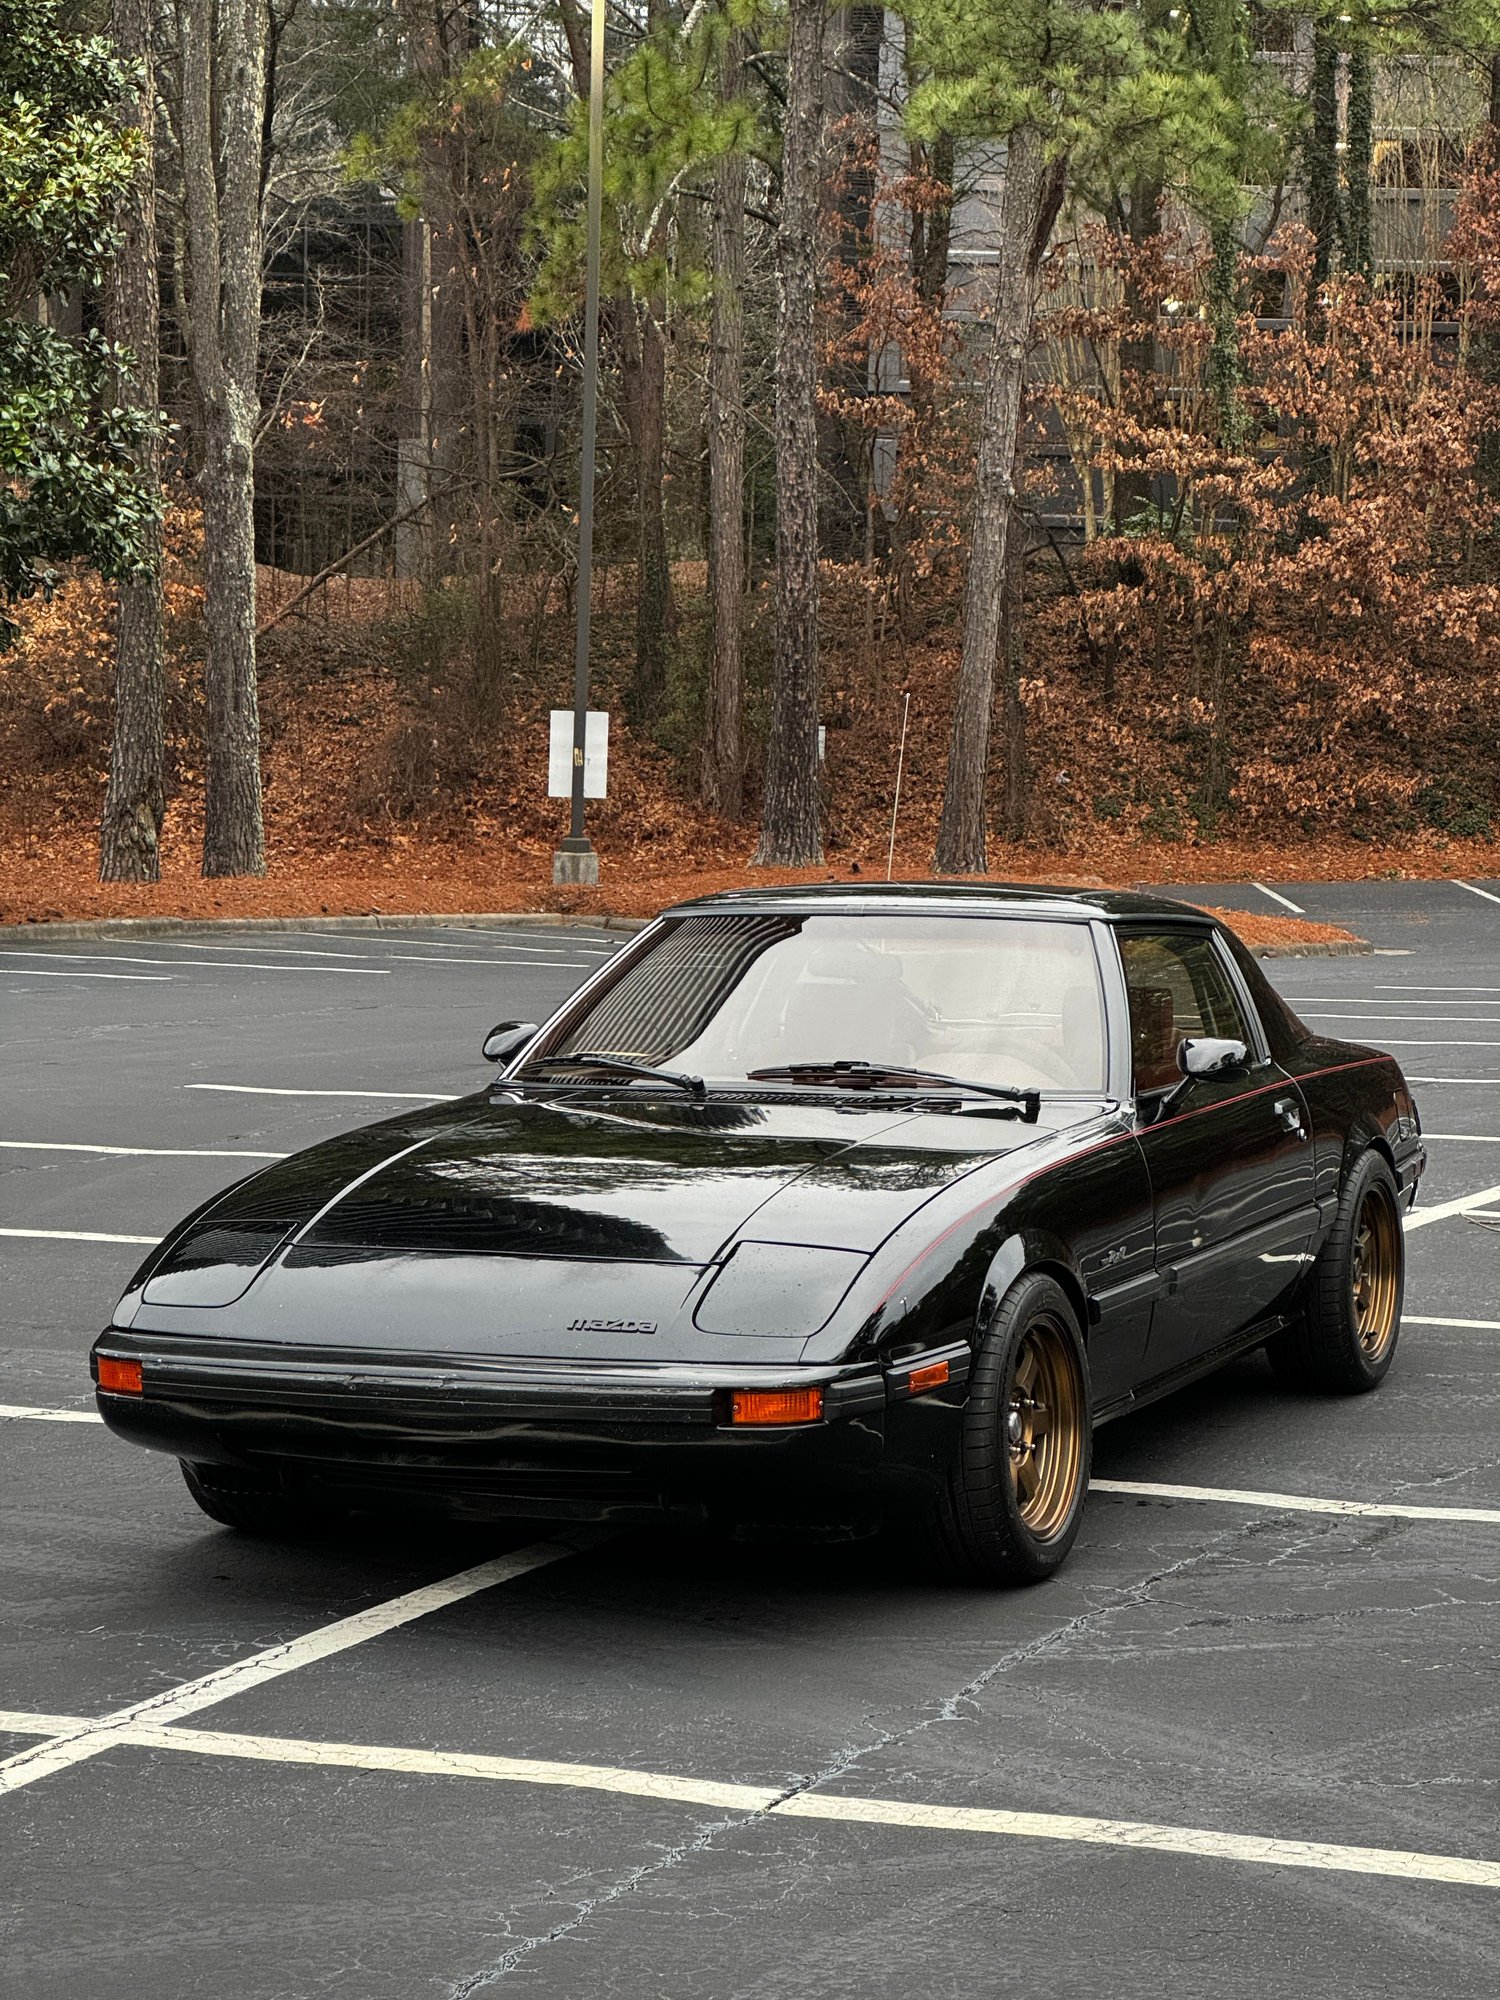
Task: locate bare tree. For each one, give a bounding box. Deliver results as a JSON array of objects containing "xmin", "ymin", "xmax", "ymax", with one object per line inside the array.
[
  {"xmin": 99, "ymin": 0, "xmax": 166, "ymax": 883},
  {"xmin": 701, "ymin": 27, "xmax": 747, "ymax": 818},
  {"xmin": 754, "ymin": 0, "xmax": 825, "ymax": 866},
  {"xmin": 180, "ymin": 0, "xmax": 269, "ymax": 875},
  {"xmin": 620, "ymin": 289, "xmax": 677, "ymax": 721},
  {"xmin": 933, "ymin": 126, "xmax": 1063, "ymax": 875}
]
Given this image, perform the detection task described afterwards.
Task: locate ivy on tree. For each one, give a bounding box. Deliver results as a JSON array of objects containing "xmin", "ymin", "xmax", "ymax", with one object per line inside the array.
[{"xmin": 0, "ymin": 0, "xmax": 153, "ymax": 646}]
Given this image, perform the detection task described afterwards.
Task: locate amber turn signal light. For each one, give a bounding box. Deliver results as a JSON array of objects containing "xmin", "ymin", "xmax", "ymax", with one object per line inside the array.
[
  {"xmin": 97, "ymin": 1356, "xmax": 143, "ymax": 1395},
  {"xmin": 728, "ymin": 1387, "xmax": 824, "ymax": 1426},
  {"xmin": 907, "ymin": 1359, "xmax": 950, "ymax": 1395}
]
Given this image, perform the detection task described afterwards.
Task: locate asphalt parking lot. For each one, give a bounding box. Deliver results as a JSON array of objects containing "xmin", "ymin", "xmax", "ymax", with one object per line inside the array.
[{"xmin": 2, "ymin": 885, "xmax": 1499, "ymax": 1999}]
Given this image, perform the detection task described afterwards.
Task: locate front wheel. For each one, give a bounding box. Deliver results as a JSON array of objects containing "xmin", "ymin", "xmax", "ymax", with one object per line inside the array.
[
  {"xmin": 1267, "ymin": 1149, "xmax": 1404, "ymax": 1394},
  {"xmin": 923, "ymin": 1272, "xmax": 1092, "ymax": 1585}
]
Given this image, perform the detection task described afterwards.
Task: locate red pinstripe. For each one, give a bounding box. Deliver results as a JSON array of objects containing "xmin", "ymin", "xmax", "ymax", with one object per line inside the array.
[{"xmin": 871, "ymin": 1055, "xmax": 1394, "ymax": 1309}]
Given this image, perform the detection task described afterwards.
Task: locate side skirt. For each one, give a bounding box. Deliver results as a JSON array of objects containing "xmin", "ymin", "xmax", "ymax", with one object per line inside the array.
[{"xmin": 1091, "ymin": 1314, "xmax": 1292, "ymax": 1429}]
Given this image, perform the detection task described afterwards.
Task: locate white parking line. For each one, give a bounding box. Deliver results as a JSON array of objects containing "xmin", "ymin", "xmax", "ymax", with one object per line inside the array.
[
  {"xmin": 185, "ymin": 1083, "xmax": 458, "ymax": 1102},
  {"xmin": 1454, "ymin": 880, "xmax": 1500, "ymax": 906},
  {"xmin": 0, "ymin": 1713, "xmax": 94, "ymax": 1736},
  {"xmin": 4, "ymin": 968, "xmax": 174, "ymax": 982},
  {"xmin": 1375, "ymin": 983, "xmax": 1500, "ymax": 994},
  {"xmin": 1327, "ymin": 1038, "xmax": 1500, "ymax": 1047},
  {"xmin": 0, "ymin": 1533, "xmax": 604, "ymax": 1798},
  {"xmin": 156, "ymin": 939, "xmax": 594, "ymax": 971},
  {"xmin": 382, "ymin": 954, "xmax": 593, "ymax": 970},
  {"xmin": 1421, "ymin": 1133, "xmax": 1500, "ymax": 1142},
  {"xmin": 0, "ymin": 949, "xmax": 388, "ymax": 977},
  {"xmin": 773, "ymin": 1793, "xmax": 1500, "ymax": 1889},
  {"xmin": 1405, "ymin": 1181, "xmax": 1500, "ymax": 1231},
  {"xmin": 295, "ymin": 929, "xmax": 610, "ymax": 959},
  {"xmin": 0, "ymin": 1404, "xmax": 103, "ymax": 1423},
  {"xmin": 313, "ymin": 927, "xmax": 616, "ymax": 951},
  {"xmin": 0, "ymin": 1228, "xmax": 158, "ymax": 1245},
  {"xmin": 1253, "ymin": 882, "xmax": 1305, "ymax": 914},
  {"xmin": 1090, "ymin": 1479, "xmax": 1500, "ymax": 1524},
  {"xmin": 1406, "ymin": 1314, "xmax": 1500, "ymax": 1329},
  {"xmin": 1303, "ymin": 1015, "xmax": 1500, "ymax": 1027},
  {"xmin": 0, "ymin": 1710, "xmax": 1490, "ymax": 1890},
  {"xmin": 1409, "ymin": 1077, "xmax": 1500, "ymax": 1085},
  {"xmin": 0, "ymin": 1141, "xmax": 285, "ymax": 1159},
  {"xmin": 1285, "ymin": 998, "xmax": 1500, "ymax": 1007},
  {"xmin": 156, "ymin": 939, "xmax": 416, "ymax": 963}
]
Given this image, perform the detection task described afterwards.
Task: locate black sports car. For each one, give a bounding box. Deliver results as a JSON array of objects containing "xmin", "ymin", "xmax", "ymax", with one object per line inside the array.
[{"xmin": 92, "ymin": 886, "xmax": 1424, "ymax": 1583}]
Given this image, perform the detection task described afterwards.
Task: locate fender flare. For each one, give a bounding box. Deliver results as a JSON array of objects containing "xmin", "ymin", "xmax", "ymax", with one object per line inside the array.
[{"xmin": 977, "ymin": 1229, "xmax": 1091, "ymax": 1347}]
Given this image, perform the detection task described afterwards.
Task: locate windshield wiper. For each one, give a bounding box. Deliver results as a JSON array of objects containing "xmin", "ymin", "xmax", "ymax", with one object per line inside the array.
[
  {"xmin": 745, "ymin": 1060, "xmax": 1040, "ymax": 1121},
  {"xmin": 522, "ymin": 1053, "xmax": 707, "ymax": 1099}
]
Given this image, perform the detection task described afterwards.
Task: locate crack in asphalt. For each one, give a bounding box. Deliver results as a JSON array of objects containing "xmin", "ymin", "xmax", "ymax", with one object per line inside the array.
[
  {"xmin": 443, "ymin": 1813, "xmax": 755, "ymax": 1997},
  {"xmin": 443, "ymin": 1518, "xmax": 1264, "ymax": 1992}
]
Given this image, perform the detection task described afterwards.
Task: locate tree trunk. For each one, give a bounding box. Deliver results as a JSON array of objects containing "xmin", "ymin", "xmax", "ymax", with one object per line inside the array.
[
  {"xmin": 754, "ymin": 0, "xmax": 826, "ymax": 866},
  {"xmin": 702, "ymin": 32, "xmax": 747, "ymax": 818},
  {"xmin": 934, "ymin": 127, "xmax": 1062, "ymax": 875},
  {"xmin": 1307, "ymin": 27, "xmax": 1342, "ymax": 289},
  {"xmin": 999, "ymin": 533, "xmax": 1027, "ymax": 844},
  {"xmin": 908, "ymin": 123, "xmax": 954, "ymax": 448},
  {"xmin": 99, "ymin": 0, "xmax": 165, "ymax": 883},
  {"xmin": 620, "ymin": 295, "xmax": 675, "ymax": 724},
  {"xmin": 399, "ymin": 0, "xmax": 474, "ymax": 574},
  {"xmin": 1193, "ymin": 0, "xmax": 1249, "ymax": 451},
  {"xmin": 1114, "ymin": 174, "xmax": 1163, "ymax": 530},
  {"xmin": 1205, "ymin": 220, "xmax": 1245, "ymax": 450},
  {"xmin": 1342, "ymin": 40, "xmax": 1373, "ymax": 283},
  {"xmin": 911, "ymin": 128, "xmax": 956, "ymax": 309},
  {"xmin": 181, "ymin": 0, "xmax": 268, "ymax": 876}
]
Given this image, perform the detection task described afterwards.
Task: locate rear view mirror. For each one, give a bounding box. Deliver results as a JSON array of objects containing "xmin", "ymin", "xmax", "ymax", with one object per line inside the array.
[
  {"xmin": 483, "ymin": 1021, "xmax": 538, "ymax": 1064},
  {"xmin": 1178, "ymin": 1036, "xmax": 1248, "ymax": 1078}
]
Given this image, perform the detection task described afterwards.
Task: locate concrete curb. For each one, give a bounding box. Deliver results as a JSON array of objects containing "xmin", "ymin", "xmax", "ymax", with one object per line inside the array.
[
  {"xmin": 0, "ymin": 909, "xmax": 1368, "ymax": 956},
  {"xmin": 0, "ymin": 911, "xmax": 651, "ymax": 943}
]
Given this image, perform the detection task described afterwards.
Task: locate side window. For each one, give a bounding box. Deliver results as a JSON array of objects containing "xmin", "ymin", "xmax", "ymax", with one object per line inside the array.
[{"xmin": 1119, "ymin": 931, "xmax": 1252, "ymax": 1092}]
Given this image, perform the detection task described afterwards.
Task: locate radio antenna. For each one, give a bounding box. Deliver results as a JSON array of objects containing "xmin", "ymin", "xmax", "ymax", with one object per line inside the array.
[{"xmin": 886, "ymin": 691, "xmax": 911, "ymax": 883}]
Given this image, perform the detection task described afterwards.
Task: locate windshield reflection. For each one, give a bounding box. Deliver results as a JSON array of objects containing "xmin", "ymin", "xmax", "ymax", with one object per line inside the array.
[{"xmin": 531, "ymin": 914, "xmax": 1107, "ymax": 1092}]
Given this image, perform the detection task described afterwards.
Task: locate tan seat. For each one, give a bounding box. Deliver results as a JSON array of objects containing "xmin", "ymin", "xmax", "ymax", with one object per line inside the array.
[{"xmin": 1130, "ymin": 984, "xmax": 1178, "ymax": 1092}]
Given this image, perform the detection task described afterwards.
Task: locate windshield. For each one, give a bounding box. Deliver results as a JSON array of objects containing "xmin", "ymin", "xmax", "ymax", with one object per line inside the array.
[{"xmin": 530, "ymin": 913, "xmax": 1107, "ymax": 1091}]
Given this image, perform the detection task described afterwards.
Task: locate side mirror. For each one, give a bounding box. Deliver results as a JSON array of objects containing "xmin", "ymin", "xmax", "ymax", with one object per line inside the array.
[
  {"xmin": 483, "ymin": 1020, "xmax": 538, "ymax": 1065},
  {"xmin": 1178, "ymin": 1035, "xmax": 1248, "ymax": 1079}
]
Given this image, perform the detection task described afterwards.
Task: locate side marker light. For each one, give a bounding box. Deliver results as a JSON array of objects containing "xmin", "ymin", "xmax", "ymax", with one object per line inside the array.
[
  {"xmin": 98, "ymin": 1356, "xmax": 143, "ymax": 1395},
  {"xmin": 729, "ymin": 1387, "xmax": 824, "ymax": 1426},
  {"xmin": 907, "ymin": 1359, "xmax": 950, "ymax": 1395}
]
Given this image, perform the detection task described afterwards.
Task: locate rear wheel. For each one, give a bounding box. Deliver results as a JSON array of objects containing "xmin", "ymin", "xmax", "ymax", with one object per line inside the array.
[
  {"xmin": 1267, "ymin": 1149, "xmax": 1404, "ymax": 1394},
  {"xmin": 180, "ymin": 1460, "xmax": 327, "ymax": 1536},
  {"xmin": 924, "ymin": 1272, "xmax": 1092, "ymax": 1585}
]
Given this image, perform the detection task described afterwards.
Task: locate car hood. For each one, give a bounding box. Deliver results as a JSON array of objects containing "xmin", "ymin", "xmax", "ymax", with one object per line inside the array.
[{"xmin": 120, "ymin": 1090, "xmax": 1070, "ymax": 1355}]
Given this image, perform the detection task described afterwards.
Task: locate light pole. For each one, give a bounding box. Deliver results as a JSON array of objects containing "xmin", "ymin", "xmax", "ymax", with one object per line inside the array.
[{"xmin": 553, "ymin": 0, "xmax": 606, "ymax": 887}]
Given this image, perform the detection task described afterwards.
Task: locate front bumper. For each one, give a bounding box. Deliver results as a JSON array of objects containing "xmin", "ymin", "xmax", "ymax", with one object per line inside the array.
[{"xmin": 90, "ymin": 1331, "xmax": 966, "ymax": 1526}]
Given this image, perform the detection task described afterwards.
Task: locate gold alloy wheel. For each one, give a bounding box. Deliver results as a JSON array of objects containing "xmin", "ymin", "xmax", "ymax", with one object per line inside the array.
[
  {"xmin": 1351, "ymin": 1182, "xmax": 1401, "ymax": 1361},
  {"xmin": 1004, "ymin": 1315, "xmax": 1086, "ymax": 1538}
]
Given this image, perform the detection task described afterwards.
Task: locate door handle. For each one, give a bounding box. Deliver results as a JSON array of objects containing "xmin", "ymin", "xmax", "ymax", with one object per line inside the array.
[{"xmin": 1273, "ymin": 1095, "xmax": 1307, "ymax": 1138}]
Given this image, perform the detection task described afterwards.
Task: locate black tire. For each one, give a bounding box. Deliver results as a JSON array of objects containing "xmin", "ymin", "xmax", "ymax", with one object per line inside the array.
[
  {"xmin": 923, "ymin": 1271, "xmax": 1092, "ymax": 1585},
  {"xmin": 180, "ymin": 1460, "xmax": 324, "ymax": 1536},
  {"xmin": 1266, "ymin": 1149, "xmax": 1404, "ymax": 1394}
]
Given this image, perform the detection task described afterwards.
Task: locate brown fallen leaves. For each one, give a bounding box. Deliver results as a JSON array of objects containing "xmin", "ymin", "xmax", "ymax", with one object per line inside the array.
[{"xmin": 0, "ymin": 829, "xmax": 1364, "ymax": 953}]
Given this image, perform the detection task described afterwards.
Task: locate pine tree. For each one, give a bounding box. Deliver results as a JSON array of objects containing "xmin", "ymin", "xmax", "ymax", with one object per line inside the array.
[{"xmin": 907, "ymin": 0, "xmax": 1241, "ymax": 873}]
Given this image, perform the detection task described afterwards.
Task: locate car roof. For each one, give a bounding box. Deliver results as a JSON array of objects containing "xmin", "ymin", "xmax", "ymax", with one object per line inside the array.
[{"xmin": 662, "ymin": 882, "xmax": 1216, "ymax": 925}]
